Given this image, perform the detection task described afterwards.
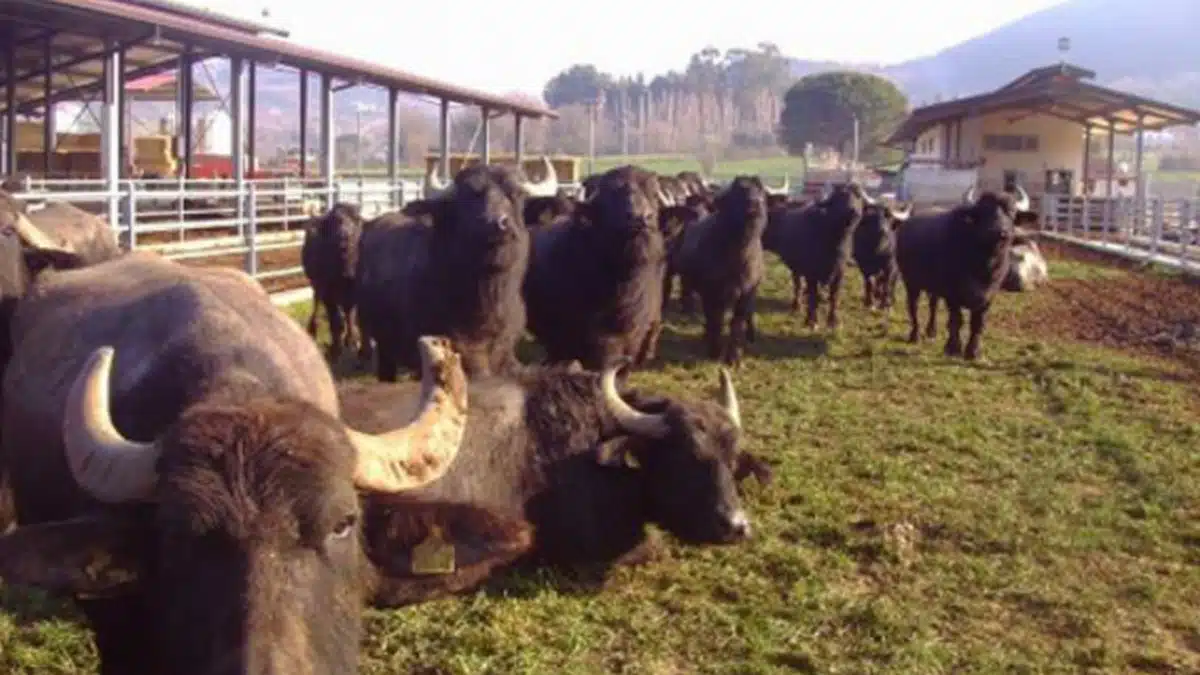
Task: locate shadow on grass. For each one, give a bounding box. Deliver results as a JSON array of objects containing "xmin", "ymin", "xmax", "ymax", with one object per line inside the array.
[
  {"xmin": 0, "ymin": 585, "xmax": 83, "ymax": 626},
  {"xmin": 645, "ymin": 323, "xmax": 830, "ymax": 367}
]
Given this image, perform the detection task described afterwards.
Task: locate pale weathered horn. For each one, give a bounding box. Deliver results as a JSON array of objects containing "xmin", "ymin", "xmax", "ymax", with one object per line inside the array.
[
  {"xmin": 62, "ymin": 346, "xmax": 162, "ymax": 504},
  {"xmin": 423, "ymin": 164, "xmax": 450, "ymax": 199},
  {"xmin": 346, "ymin": 335, "xmax": 469, "ymax": 492},
  {"xmin": 656, "ymin": 187, "xmax": 675, "ymax": 207},
  {"xmin": 519, "ymin": 156, "xmax": 559, "ymax": 198},
  {"xmin": 14, "ymin": 212, "xmax": 72, "ymax": 252},
  {"xmin": 765, "ymin": 173, "xmax": 790, "ymax": 196},
  {"xmin": 1012, "ymin": 184, "xmax": 1031, "ymax": 212},
  {"xmin": 600, "ymin": 360, "xmax": 670, "ymax": 438},
  {"xmin": 718, "ymin": 367, "xmax": 741, "ymax": 429},
  {"xmin": 963, "ymin": 186, "xmax": 977, "ymax": 204},
  {"xmin": 889, "ymin": 202, "xmax": 913, "ymax": 222}
]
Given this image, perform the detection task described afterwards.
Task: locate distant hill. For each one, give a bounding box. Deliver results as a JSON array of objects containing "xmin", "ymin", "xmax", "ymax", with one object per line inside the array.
[{"xmin": 790, "ymin": 0, "xmax": 1200, "ymax": 109}]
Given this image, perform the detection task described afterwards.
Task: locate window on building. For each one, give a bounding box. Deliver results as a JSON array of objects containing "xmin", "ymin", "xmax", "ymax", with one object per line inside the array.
[{"xmin": 983, "ymin": 134, "xmax": 1039, "ymax": 152}]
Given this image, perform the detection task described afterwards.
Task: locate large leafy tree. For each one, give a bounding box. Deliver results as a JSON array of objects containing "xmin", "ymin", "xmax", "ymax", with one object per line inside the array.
[{"xmin": 778, "ymin": 71, "xmax": 909, "ymax": 160}]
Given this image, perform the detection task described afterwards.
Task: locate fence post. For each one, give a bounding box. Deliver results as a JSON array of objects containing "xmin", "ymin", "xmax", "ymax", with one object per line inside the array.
[
  {"xmin": 245, "ymin": 183, "xmax": 259, "ymax": 278},
  {"xmin": 1179, "ymin": 198, "xmax": 1193, "ymax": 259},
  {"xmin": 1149, "ymin": 197, "xmax": 1164, "ymax": 259},
  {"xmin": 123, "ymin": 181, "xmax": 138, "ymax": 250}
]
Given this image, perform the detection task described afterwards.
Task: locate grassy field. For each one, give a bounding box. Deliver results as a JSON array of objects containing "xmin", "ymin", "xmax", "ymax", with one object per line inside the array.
[{"xmin": 2, "ymin": 245, "xmax": 1199, "ymax": 674}]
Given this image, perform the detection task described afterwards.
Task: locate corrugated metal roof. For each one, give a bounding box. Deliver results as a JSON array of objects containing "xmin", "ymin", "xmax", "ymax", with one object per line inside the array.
[{"xmin": 11, "ymin": 0, "xmax": 557, "ymax": 119}]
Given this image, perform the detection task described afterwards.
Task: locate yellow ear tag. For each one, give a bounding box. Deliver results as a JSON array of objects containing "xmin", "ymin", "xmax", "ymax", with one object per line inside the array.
[
  {"xmin": 623, "ymin": 452, "xmax": 641, "ymax": 470},
  {"xmin": 411, "ymin": 525, "xmax": 456, "ymax": 575}
]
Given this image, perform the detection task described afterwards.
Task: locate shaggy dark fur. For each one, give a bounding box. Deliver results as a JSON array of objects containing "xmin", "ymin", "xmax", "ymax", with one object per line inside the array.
[
  {"xmin": 895, "ymin": 191, "xmax": 1027, "ymax": 360},
  {"xmin": 671, "ymin": 176, "xmax": 768, "ymax": 364},
  {"xmin": 339, "ymin": 363, "xmax": 768, "ymax": 589},
  {"xmin": 301, "ymin": 202, "xmax": 364, "ymax": 362},
  {"xmin": 356, "ymin": 165, "xmax": 530, "ymax": 380},
  {"xmin": 852, "ymin": 203, "xmax": 907, "ymax": 311},
  {"xmin": 763, "ymin": 183, "xmax": 868, "ymax": 330},
  {"xmin": 0, "ymin": 253, "xmax": 529, "ymax": 675},
  {"xmin": 524, "ymin": 191, "xmax": 577, "ymax": 228},
  {"xmin": 524, "ymin": 171, "xmax": 667, "ymax": 370}
]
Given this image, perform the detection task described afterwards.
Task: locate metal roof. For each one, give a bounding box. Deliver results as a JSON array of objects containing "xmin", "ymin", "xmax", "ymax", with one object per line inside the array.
[
  {"xmin": 887, "ymin": 64, "xmax": 1200, "ymax": 144},
  {"xmin": 1, "ymin": 0, "xmax": 557, "ymax": 119}
]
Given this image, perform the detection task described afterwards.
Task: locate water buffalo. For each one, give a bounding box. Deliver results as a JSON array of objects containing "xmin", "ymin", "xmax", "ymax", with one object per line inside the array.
[
  {"xmin": 852, "ymin": 201, "xmax": 912, "ymax": 311},
  {"xmin": 339, "ymin": 360, "xmax": 770, "ymax": 588},
  {"xmin": 764, "ymin": 183, "xmax": 869, "ymax": 330},
  {"xmin": 671, "ymin": 176, "xmax": 768, "ymax": 364},
  {"xmin": 896, "ymin": 187, "xmax": 1033, "ymax": 359},
  {"xmin": 524, "ymin": 167, "xmax": 668, "ymax": 370},
  {"xmin": 1001, "ymin": 233, "xmax": 1050, "ymax": 291},
  {"xmin": 523, "ymin": 191, "xmax": 576, "ymax": 228},
  {"xmin": 0, "ymin": 252, "xmax": 529, "ymax": 675},
  {"xmin": 301, "ymin": 202, "xmax": 364, "ymax": 362},
  {"xmin": 356, "ymin": 164, "xmax": 532, "ymax": 381}
]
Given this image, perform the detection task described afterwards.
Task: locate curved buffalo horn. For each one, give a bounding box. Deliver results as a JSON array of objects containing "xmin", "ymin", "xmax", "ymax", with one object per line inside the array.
[
  {"xmin": 764, "ymin": 174, "xmax": 790, "ymax": 197},
  {"xmin": 423, "ymin": 164, "xmax": 450, "ymax": 199},
  {"xmin": 963, "ymin": 186, "xmax": 977, "ymax": 204},
  {"xmin": 1012, "ymin": 184, "xmax": 1031, "ymax": 212},
  {"xmin": 600, "ymin": 360, "xmax": 669, "ymax": 438},
  {"xmin": 13, "ymin": 212, "xmax": 72, "ymax": 252},
  {"xmin": 519, "ymin": 156, "xmax": 559, "ymax": 198},
  {"xmin": 657, "ymin": 187, "xmax": 675, "ymax": 207},
  {"xmin": 62, "ymin": 347, "xmax": 162, "ymax": 504},
  {"xmin": 890, "ymin": 201, "xmax": 913, "ymax": 222},
  {"xmin": 717, "ymin": 368, "xmax": 741, "ymax": 429},
  {"xmin": 346, "ymin": 335, "xmax": 469, "ymax": 492}
]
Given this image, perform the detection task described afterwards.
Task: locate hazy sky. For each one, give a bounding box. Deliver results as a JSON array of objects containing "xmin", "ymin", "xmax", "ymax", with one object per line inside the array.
[{"xmin": 192, "ymin": 0, "xmax": 1067, "ymax": 97}]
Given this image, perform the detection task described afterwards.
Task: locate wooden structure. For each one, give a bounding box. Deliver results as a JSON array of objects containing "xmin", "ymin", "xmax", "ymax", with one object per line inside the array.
[{"xmin": 423, "ymin": 153, "xmax": 581, "ymax": 182}]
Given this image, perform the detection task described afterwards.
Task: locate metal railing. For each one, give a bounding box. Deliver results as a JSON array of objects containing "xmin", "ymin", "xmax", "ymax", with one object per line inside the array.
[{"xmin": 1039, "ymin": 194, "xmax": 1200, "ymax": 273}]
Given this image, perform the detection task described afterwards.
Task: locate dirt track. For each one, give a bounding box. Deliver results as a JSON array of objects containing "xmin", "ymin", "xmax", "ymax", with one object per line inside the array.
[{"xmin": 1001, "ymin": 240, "xmax": 1200, "ymax": 377}]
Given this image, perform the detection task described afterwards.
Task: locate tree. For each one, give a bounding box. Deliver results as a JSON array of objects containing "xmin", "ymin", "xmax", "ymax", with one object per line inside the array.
[
  {"xmin": 542, "ymin": 65, "xmax": 613, "ymax": 109},
  {"xmin": 778, "ymin": 71, "xmax": 909, "ymax": 161}
]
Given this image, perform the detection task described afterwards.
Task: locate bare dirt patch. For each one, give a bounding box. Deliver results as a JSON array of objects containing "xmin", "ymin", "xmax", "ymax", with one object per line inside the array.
[{"xmin": 1000, "ymin": 239, "xmax": 1200, "ymax": 376}]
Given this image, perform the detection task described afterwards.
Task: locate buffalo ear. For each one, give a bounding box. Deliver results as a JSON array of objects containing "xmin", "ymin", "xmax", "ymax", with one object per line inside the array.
[
  {"xmin": 733, "ymin": 452, "xmax": 774, "ymax": 486},
  {"xmin": 595, "ymin": 438, "xmax": 642, "ymax": 470},
  {"xmin": 363, "ymin": 495, "xmax": 533, "ymax": 608},
  {"xmin": 0, "ymin": 515, "xmax": 145, "ymax": 598}
]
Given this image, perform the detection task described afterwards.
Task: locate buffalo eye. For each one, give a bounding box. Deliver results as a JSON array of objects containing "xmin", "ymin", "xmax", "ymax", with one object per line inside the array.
[{"xmin": 329, "ymin": 513, "xmax": 359, "ymax": 541}]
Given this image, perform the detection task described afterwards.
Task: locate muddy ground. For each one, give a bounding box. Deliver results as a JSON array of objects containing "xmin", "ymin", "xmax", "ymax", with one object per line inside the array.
[{"xmin": 1000, "ymin": 239, "xmax": 1200, "ymax": 378}]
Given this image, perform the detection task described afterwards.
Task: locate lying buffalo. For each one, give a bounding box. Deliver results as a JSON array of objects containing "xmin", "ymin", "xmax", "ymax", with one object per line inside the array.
[
  {"xmin": 0, "ymin": 252, "xmax": 529, "ymax": 675},
  {"xmin": 1001, "ymin": 234, "xmax": 1050, "ymax": 291},
  {"xmin": 896, "ymin": 187, "xmax": 1034, "ymax": 359},
  {"xmin": 338, "ymin": 360, "xmax": 771, "ymax": 591},
  {"xmin": 356, "ymin": 164, "xmax": 531, "ymax": 381}
]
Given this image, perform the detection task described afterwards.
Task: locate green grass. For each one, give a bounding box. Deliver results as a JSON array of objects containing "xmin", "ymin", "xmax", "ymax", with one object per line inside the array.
[{"xmin": 3, "ymin": 253, "xmax": 1200, "ymax": 674}]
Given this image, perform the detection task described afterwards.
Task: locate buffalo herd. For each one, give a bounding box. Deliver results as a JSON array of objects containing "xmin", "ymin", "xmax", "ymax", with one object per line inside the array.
[{"xmin": 0, "ymin": 161, "xmax": 1048, "ymax": 674}]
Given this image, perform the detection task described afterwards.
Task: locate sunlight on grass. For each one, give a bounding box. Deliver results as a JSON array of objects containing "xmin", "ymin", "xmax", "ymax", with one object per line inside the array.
[{"xmin": 2, "ymin": 251, "xmax": 1198, "ymax": 675}]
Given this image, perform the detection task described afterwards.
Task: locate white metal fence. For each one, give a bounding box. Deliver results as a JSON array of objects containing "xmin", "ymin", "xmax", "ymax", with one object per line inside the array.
[{"xmin": 1039, "ymin": 194, "xmax": 1200, "ymax": 274}]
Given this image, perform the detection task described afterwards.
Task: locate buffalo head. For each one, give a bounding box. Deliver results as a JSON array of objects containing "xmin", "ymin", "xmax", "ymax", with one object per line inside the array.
[
  {"xmin": 428, "ymin": 165, "xmax": 530, "ymax": 268},
  {"xmin": 596, "ymin": 363, "xmax": 753, "ymax": 544},
  {"xmin": 715, "ymin": 175, "xmax": 768, "ymax": 220},
  {"xmin": 1002, "ymin": 231, "xmax": 1050, "ymax": 291}
]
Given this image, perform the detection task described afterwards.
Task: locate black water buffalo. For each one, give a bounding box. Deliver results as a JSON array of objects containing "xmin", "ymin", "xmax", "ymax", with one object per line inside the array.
[
  {"xmin": 339, "ymin": 361, "xmax": 770, "ymax": 587},
  {"xmin": 524, "ymin": 167, "xmax": 667, "ymax": 370},
  {"xmin": 523, "ymin": 191, "xmax": 576, "ymax": 228},
  {"xmin": 763, "ymin": 183, "xmax": 869, "ymax": 330},
  {"xmin": 671, "ymin": 176, "xmax": 768, "ymax": 364},
  {"xmin": 301, "ymin": 202, "xmax": 364, "ymax": 362},
  {"xmin": 852, "ymin": 201, "xmax": 912, "ymax": 311},
  {"xmin": 356, "ymin": 164, "xmax": 531, "ymax": 381},
  {"xmin": 895, "ymin": 187, "xmax": 1033, "ymax": 359},
  {"xmin": 0, "ymin": 252, "xmax": 528, "ymax": 675}
]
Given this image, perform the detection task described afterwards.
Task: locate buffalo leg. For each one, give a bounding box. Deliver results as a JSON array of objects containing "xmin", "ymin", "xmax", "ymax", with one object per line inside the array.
[
  {"xmin": 680, "ymin": 278, "xmax": 697, "ymax": 315},
  {"xmin": 637, "ymin": 319, "xmax": 663, "ymax": 365},
  {"xmin": 703, "ymin": 297, "xmax": 728, "ymax": 360},
  {"xmin": 356, "ymin": 311, "xmax": 375, "ymax": 365},
  {"xmin": 662, "ymin": 270, "xmax": 676, "ymax": 312},
  {"xmin": 944, "ymin": 303, "xmax": 964, "ymax": 357},
  {"xmin": 964, "ymin": 305, "xmax": 989, "ymax": 361},
  {"xmin": 862, "ymin": 271, "xmax": 875, "ymax": 308},
  {"xmin": 804, "ymin": 278, "xmax": 821, "ymax": 330},
  {"xmin": 790, "ymin": 271, "xmax": 803, "ymax": 312},
  {"xmin": 376, "ymin": 347, "xmax": 399, "ymax": 383},
  {"xmin": 306, "ymin": 296, "xmax": 321, "ymax": 337},
  {"xmin": 826, "ymin": 272, "xmax": 844, "ymax": 330},
  {"xmin": 325, "ymin": 301, "xmax": 345, "ymax": 362},
  {"xmin": 905, "ymin": 286, "xmax": 921, "ymax": 343},
  {"xmin": 924, "ymin": 295, "xmax": 939, "ymax": 339},
  {"xmin": 746, "ymin": 304, "xmax": 758, "ymax": 344},
  {"xmin": 725, "ymin": 286, "xmax": 757, "ymax": 365}
]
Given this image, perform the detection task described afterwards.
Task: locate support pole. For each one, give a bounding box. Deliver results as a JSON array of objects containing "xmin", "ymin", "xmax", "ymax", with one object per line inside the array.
[
  {"xmin": 247, "ymin": 61, "xmax": 257, "ymax": 177},
  {"xmin": 438, "ymin": 98, "xmax": 450, "ymax": 179},
  {"xmin": 1106, "ymin": 120, "xmax": 1115, "ymax": 198},
  {"xmin": 117, "ymin": 47, "xmax": 127, "ymax": 179},
  {"xmin": 179, "ymin": 49, "xmax": 194, "ymax": 178},
  {"xmin": 42, "ymin": 34, "xmax": 54, "ymax": 177},
  {"xmin": 319, "ymin": 73, "xmax": 335, "ymax": 206},
  {"xmin": 101, "ymin": 43, "xmax": 122, "ymax": 226},
  {"xmin": 1, "ymin": 36, "xmax": 12, "ymax": 176},
  {"xmin": 1081, "ymin": 124, "xmax": 1092, "ymax": 196},
  {"xmin": 386, "ymin": 87, "xmax": 399, "ymax": 203},
  {"xmin": 230, "ymin": 56, "xmax": 247, "ymax": 226},
  {"xmin": 1134, "ymin": 114, "xmax": 1145, "ymax": 231},
  {"xmin": 298, "ymin": 69, "xmax": 308, "ymax": 178},
  {"xmin": 480, "ymin": 106, "xmax": 491, "ymax": 165},
  {"xmin": 514, "ymin": 114, "xmax": 524, "ymax": 167}
]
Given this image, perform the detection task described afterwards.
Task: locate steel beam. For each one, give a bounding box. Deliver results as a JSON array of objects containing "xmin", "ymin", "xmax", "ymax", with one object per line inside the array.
[
  {"xmin": 100, "ymin": 44, "xmax": 122, "ymax": 226},
  {"xmin": 1134, "ymin": 114, "xmax": 1145, "ymax": 220},
  {"xmin": 42, "ymin": 34, "xmax": 54, "ymax": 175},
  {"xmin": 438, "ymin": 98, "xmax": 450, "ymax": 179},
  {"xmin": 247, "ymin": 61, "xmax": 256, "ymax": 176},
  {"xmin": 3, "ymin": 37, "xmax": 15, "ymax": 175},
  {"xmin": 319, "ymin": 72, "xmax": 334, "ymax": 201},
  {"xmin": 298, "ymin": 69, "xmax": 308, "ymax": 178},
  {"xmin": 387, "ymin": 87, "xmax": 399, "ymax": 195},
  {"xmin": 480, "ymin": 106, "xmax": 491, "ymax": 164},
  {"xmin": 117, "ymin": 47, "xmax": 127, "ymax": 178},
  {"xmin": 230, "ymin": 56, "xmax": 247, "ymax": 186},
  {"xmin": 176, "ymin": 49, "xmax": 191, "ymax": 178},
  {"xmin": 1082, "ymin": 125, "xmax": 1091, "ymax": 195},
  {"xmin": 514, "ymin": 114, "xmax": 524, "ymax": 166},
  {"xmin": 1106, "ymin": 120, "xmax": 1115, "ymax": 198}
]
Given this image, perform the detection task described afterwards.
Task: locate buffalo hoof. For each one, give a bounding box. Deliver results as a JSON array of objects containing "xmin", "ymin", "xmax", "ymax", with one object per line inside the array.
[
  {"xmin": 924, "ymin": 326, "xmax": 937, "ymax": 339},
  {"xmin": 964, "ymin": 347, "xmax": 982, "ymax": 361},
  {"xmin": 906, "ymin": 330, "xmax": 920, "ymax": 344},
  {"xmin": 944, "ymin": 341, "xmax": 963, "ymax": 357}
]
